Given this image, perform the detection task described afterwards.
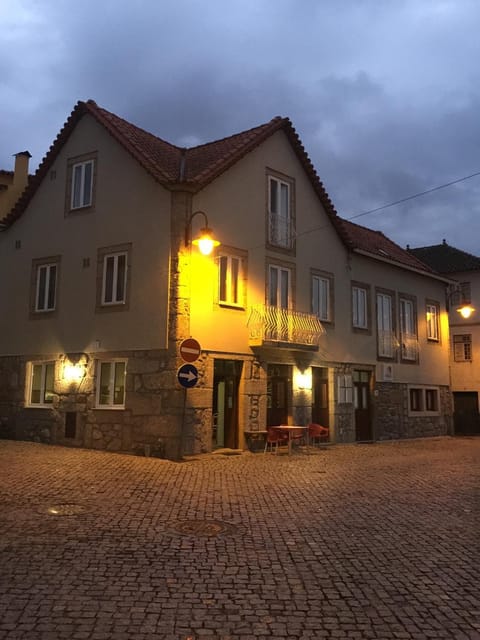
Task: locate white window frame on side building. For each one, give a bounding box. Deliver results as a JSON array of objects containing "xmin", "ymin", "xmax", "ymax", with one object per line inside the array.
[
  {"xmin": 27, "ymin": 361, "xmax": 55, "ymax": 407},
  {"xmin": 95, "ymin": 360, "xmax": 127, "ymax": 409}
]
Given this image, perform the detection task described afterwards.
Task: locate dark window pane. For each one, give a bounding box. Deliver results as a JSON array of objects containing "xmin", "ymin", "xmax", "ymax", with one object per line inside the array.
[
  {"xmin": 116, "ymin": 254, "xmax": 126, "ymax": 302},
  {"xmin": 47, "ymin": 265, "xmax": 56, "ymax": 310}
]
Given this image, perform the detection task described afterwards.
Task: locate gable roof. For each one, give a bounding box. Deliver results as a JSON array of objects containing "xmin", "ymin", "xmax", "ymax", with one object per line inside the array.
[
  {"xmin": 1, "ymin": 100, "xmax": 348, "ymax": 238},
  {"xmin": 0, "ymin": 100, "xmax": 453, "ymax": 282},
  {"xmin": 408, "ymin": 241, "xmax": 480, "ymax": 274}
]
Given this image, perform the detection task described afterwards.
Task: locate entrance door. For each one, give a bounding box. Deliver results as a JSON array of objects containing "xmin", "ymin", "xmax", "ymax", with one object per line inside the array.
[
  {"xmin": 312, "ymin": 367, "xmax": 329, "ymax": 427},
  {"xmin": 354, "ymin": 370, "xmax": 372, "ymax": 441},
  {"xmin": 267, "ymin": 364, "xmax": 291, "ymax": 426},
  {"xmin": 453, "ymin": 392, "xmax": 480, "ymax": 435},
  {"xmin": 212, "ymin": 360, "xmax": 243, "ymax": 449}
]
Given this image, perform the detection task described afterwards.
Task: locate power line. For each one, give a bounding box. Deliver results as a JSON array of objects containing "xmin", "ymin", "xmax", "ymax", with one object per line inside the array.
[{"xmin": 346, "ymin": 169, "xmax": 480, "ymax": 221}]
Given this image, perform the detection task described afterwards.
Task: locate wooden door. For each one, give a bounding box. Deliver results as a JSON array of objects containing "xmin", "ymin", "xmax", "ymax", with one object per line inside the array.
[
  {"xmin": 312, "ymin": 367, "xmax": 329, "ymax": 427},
  {"xmin": 212, "ymin": 360, "xmax": 243, "ymax": 449},
  {"xmin": 354, "ymin": 370, "xmax": 372, "ymax": 441},
  {"xmin": 453, "ymin": 392, "xmax": 480, "ymax": 435},
  {"xmin": 267, "ymin": 364, "xmax": 291, "ymax": 426}
]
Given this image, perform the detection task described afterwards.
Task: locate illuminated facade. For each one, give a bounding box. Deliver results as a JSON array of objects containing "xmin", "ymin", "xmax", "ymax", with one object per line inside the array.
[{"xmin": 0, "ymin": 101, "xmax": 454, "ymax": 457}]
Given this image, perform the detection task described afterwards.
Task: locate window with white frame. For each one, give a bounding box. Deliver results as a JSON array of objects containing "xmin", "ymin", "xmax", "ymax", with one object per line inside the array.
[
  {"xmin": 377, "ymin": 292, "xmax": 394, "ymax": 357},
  {"xmin": 312, "ymin": 273, "xmax": 331, "ymax": 322},
  {"xmin": 352, "ymin": 285, "xmax": 368, "ymax": 329},
  {"xmin": 96, "ymin": 360, "xmax": 127, "ymax": 408},
  {"xmin": 34, "ymin": 262, "xmax": 58, "ymax": 312},
  {"xmin": 102, "ymin": 252, "xmax": 128, "ymax": 305},
  {"xmin": 426, "ymin": 302, "xmax": 440, "ymax": 341},
  {"xmin": 408, "ymin": 386, "xmax": 439, "ymax": 415},
  {"xmin": 218, "ymin": 252, "xmax": 245, "ymax": 307},
  {"xmin": 399, "ymin": 296, "xmax": 417, "ymax": 361},
  {"xmin": 71, "ymin": 159, "xmax": 94, "ymax": 209},
  {"xmin": 268, "ymin": 264, "xmax": 291, "ymax": 309},
  {"xmin": 453, "ymin": 334, "xmax": 472, "ymax": 362},
  {"xmin": 267, "ymin": 264, "xmax": 292, "ymax": 341},
  {"xmin": 268, "ymin": 175, "xmax": 293, "ymax": 249},
  {"xmin": 28, "ymin": 362, "xmax": 55, "ymax": 406}
]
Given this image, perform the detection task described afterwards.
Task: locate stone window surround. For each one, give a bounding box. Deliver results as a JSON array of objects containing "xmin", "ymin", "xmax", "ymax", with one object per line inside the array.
[
  {"xmin": 29, "ymin": 255, "xmax": 61, "ymax": 319},
  {"xmin": 95, "ymin": 243, "xmax": 132, "ymax": 313},
  {"xmin": 351, "ymin": 281, "xmax": 372, "ymax": 335},
  {"xmin": 65, "ymin": 151, "xmax": 98, "ymax": 216}
]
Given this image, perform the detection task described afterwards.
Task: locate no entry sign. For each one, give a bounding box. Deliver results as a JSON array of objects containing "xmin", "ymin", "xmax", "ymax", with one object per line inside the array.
[{"xmin": 179, "ymin": 338, "xmax": 201, "ymax": 363}]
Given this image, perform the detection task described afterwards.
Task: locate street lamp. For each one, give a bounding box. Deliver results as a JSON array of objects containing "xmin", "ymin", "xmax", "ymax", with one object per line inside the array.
[
  {"xmin": 185, "ymin": 210, "xmax": 220, "ymax": 256},
  {"xmin": 447, "ymin": 285, "xmax": 475, "ymax": 319}
]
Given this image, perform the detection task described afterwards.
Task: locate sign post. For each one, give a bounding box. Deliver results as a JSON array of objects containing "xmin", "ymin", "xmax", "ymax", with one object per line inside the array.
[{"xmin": 178, "ymin": 338, "xmax": 202, "ymax": 459}]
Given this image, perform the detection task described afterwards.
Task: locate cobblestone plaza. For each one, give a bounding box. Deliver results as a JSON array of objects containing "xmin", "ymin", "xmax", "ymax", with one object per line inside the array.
[{"xmin": 0, "ymin": 437, "xmax": 478, "ymax": 639}]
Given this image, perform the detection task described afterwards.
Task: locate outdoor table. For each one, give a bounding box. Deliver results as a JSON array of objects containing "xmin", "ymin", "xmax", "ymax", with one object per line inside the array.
[{"xmin": 271, "ymin": 425, "xmax": 309, "ymax": 455}]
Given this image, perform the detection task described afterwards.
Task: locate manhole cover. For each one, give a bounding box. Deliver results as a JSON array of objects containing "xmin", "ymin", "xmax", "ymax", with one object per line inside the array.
[
  {"xmin": 169, "ymin": 519, "xmax": 237, "ymax": 537},
  {"xmin": 44, "ymin": 504, "xmax": 87, "ymax": 516}
]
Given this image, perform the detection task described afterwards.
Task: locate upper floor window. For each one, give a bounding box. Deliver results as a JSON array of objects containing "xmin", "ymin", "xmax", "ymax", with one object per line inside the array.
[
  {"xmin": 30, "ymin": 256, "xmax": 60, "ymax": 315},
  {"xmin": 352, "ymin": 284, "xmax": 369, "ymax": 330},
  {"xmin": 268, "ymin": 175, "xmax": 294, "ymax": 249},
  {"xmin": 218, "ymin": 250, "xmax": 246, "ymax": 308},
  {"xmin": 72, "ymin": 160, "xmax": 94, "ymax": 209},
  {"xmin": 312, "ymin": 272, "xmax": 333, "ymax": 322},
  {"xmin": 27, "ymin": 361, "xmax": 55, "ymax": 406},
  {"xmin": 96, "ymin": 360, "xmax": 126, "ymax": 408},
  {"xmin": 36, "ymin": 263, "xmax": 57, "ymax": 312},
  {"xmin": 96, "ymin": 244, "xmax": 132, "ymax": 312},
  {"xmin": 451, "ymin": 282, "xmax": 471, "ymax": 307},
  {"xmin": 399, "ymin": 296, "xmax": 417, "ymax": 361},
  {"xmin": 66, "ymin": 152, "xmax": 97, "ymax": 214},
  {"xmin": 453, "ymin": 334, "xmax": 472, "ymax": 362},
  {"xmin": 268, "ymin": 264, "xmax": 291, "ymax": 309},
  {"xmin": 376, "ymin": 291, "xmax": 394, "ymax": 358},
  {"xmin": 426, "ymin": 302, "xmax": 440, "ymax": 341}
]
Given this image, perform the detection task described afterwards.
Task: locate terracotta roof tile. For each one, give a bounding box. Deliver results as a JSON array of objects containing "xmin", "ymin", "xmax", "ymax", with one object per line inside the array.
[
  {"xmin": 408, "ymin": 242, "xmax": 480, "ymax": 273},
  {"xmin": 338, "ymin": 219, "xmax": 435, "ymax": 273}
]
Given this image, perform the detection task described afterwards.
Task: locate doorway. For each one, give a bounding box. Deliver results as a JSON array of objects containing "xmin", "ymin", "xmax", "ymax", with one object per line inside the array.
[
  {"xmin": 453, "ymin": 392, "xmax": 480, "ymax": 435},
  {"xmin": 267, "ymin": 364, "xmax": 291, "ymax": 426},
  {"xmin": 354, "ymin": 370, "xmax": 373, "ymax": 441},
  {"xmin": 212, "ymin": 360, "xmax": 243, "ymax": 449},
  {"xmin": 312, "ymin": 367, "xmax": 329, "ymax": 427}
]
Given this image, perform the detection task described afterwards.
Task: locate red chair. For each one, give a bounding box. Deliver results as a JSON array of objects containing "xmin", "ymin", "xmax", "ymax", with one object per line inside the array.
[
  {"xmin": 264, "ymin": 426, "xmax": 289, "ymax": 453},
  {"xmin": 308, "ymin": 423, "xmax": 329, "ymax": 446}
]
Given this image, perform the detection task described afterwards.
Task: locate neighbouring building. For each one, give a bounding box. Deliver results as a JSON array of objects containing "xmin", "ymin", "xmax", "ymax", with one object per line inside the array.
[
  {"xmin": 409, "ymin": 240, "xmax": 480, "ymax": 435},
  {"xmin": 0, "ymin": 100, "xmax": 454, "ymax": 458}
]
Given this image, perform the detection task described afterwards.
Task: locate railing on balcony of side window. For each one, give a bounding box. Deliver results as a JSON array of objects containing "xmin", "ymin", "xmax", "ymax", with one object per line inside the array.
[
  {"xmin": 247, "ymin": 304, "xmax": 324, "ymax": 348},
  {"xmin": 401, "ymin": 333, "xmax": 419, "ymax": 361},
  {"xmin": 268, "ymin": 214, "xmax": 294, "ymax": 249}
]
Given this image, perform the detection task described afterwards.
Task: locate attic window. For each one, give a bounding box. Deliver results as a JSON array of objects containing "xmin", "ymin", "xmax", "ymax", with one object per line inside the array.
[{"xmin": 65, "ymin": 152, "xmax": 97, "ymax": 215}]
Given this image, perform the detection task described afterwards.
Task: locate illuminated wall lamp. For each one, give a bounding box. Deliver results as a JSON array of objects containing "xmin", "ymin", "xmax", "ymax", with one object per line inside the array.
[
  {"xmin": 457, "ymin": 304, "xmax": 474, "ymax": 319},
  {"xmin": 185, "ymin": 210, "xmax": 220, "ymax": 256},
  {"xmin": 296, "ymin": 371, "xmax": 312, "ymax": 391},
  {"xmin": 63, "ymin": 362, "xmax": 86, "ymax": 382}
]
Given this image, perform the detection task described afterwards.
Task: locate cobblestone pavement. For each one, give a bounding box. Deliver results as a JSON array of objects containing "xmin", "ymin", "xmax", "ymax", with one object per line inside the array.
[{"xmin": 0, "ymin": 437, "xmax": 479, "ymax": 640}]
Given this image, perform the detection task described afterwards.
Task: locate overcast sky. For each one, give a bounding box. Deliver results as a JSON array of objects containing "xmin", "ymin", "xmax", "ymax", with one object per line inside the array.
[{"xmin": 2, "ymin": 0, "xmax": 480, "ymax": 254}]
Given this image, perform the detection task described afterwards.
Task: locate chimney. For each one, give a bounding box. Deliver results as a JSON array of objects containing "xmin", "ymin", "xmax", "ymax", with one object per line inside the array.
[{"xmin": 13, "ymin": 151, "xmax": 31, "ymax": 189}]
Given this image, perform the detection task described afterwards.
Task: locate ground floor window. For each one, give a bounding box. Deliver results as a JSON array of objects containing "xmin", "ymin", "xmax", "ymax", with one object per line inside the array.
[
  {"xmin": 96, "ymin": 360, "xmax": 127, "ymax": 408},
  {"xmin": 408, "ymin": 386, "xmax": 440, "ymax": 415},
  {"xmin": 28, "ymin": 362, "xmax": 55, "ymax": 406}
]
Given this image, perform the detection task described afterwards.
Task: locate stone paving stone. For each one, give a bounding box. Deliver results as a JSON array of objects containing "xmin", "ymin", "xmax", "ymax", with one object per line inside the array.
[{"xmin": 0, "ymin": 437, "xmax": 479, "ymax": 639}]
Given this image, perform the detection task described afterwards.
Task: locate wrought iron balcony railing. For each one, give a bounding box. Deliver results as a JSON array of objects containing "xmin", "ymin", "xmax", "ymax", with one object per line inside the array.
[{"xmin": 247, "ymin": 304, "xmax": 324, "ymax": 348}]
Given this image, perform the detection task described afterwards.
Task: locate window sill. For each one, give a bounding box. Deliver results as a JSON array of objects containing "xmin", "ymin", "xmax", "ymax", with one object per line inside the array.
[
  {"xmin": 26, "ymin": 404, "xmax": 54, "ymax": 409},
  {"xmin": 219, "ymin": 303, "xmax": 245, "ymax": 310},
  {"xmin": 94, "ymin": 405, "xmax": 125, "ymax": 411}
]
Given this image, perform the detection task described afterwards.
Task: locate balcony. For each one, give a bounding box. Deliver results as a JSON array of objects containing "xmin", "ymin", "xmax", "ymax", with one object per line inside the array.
[{"xmin": 247, "ymin": 304, "xmax": 324, "ymax": 350}]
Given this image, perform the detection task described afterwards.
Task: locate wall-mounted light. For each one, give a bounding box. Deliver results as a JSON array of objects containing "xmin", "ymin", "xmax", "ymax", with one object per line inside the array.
[
  {"xmin": 63, "ymin": 353, "xmax": 88, "ymax": 382},
  {"xmin": 185, "ymin": 210, "xmax": 220, "ymax": 256},
  {"xmin": 447, "ymin": 285, "xmax": 475, "ymax": 320},
  {"xmin": 295, "ymin": 369, "xmax": 312, "ymax": 391}
]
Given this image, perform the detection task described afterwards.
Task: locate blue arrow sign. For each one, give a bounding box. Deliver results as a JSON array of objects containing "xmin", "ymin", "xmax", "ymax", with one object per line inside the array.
[{"xmin": 177, "ymin": 363, "xmax": 199, "ymax": 388}]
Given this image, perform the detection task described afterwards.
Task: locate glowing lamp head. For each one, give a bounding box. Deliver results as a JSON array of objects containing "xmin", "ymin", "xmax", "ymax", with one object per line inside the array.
[
  {"xmin": 63, "ymin": 363, "xmax": 85, "ymax": 382},
  {"xmin": 192, "ymin": 227, "xmax": 220, "ymax": 256},
  {"xmin": 457, "ymin": 304, "xmax": 474, "ymax": 319}
]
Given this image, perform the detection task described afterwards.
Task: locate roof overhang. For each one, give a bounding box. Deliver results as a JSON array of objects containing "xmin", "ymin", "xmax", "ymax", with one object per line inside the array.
[{"xmin": 352, "ymin": 248, "xmax": 454, "ymax": 285}]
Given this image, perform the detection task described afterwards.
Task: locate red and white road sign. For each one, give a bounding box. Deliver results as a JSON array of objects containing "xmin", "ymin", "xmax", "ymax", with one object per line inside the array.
[{"xmin": 179, "ymin": 338, "xmax": 201, "ymax": 363}]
